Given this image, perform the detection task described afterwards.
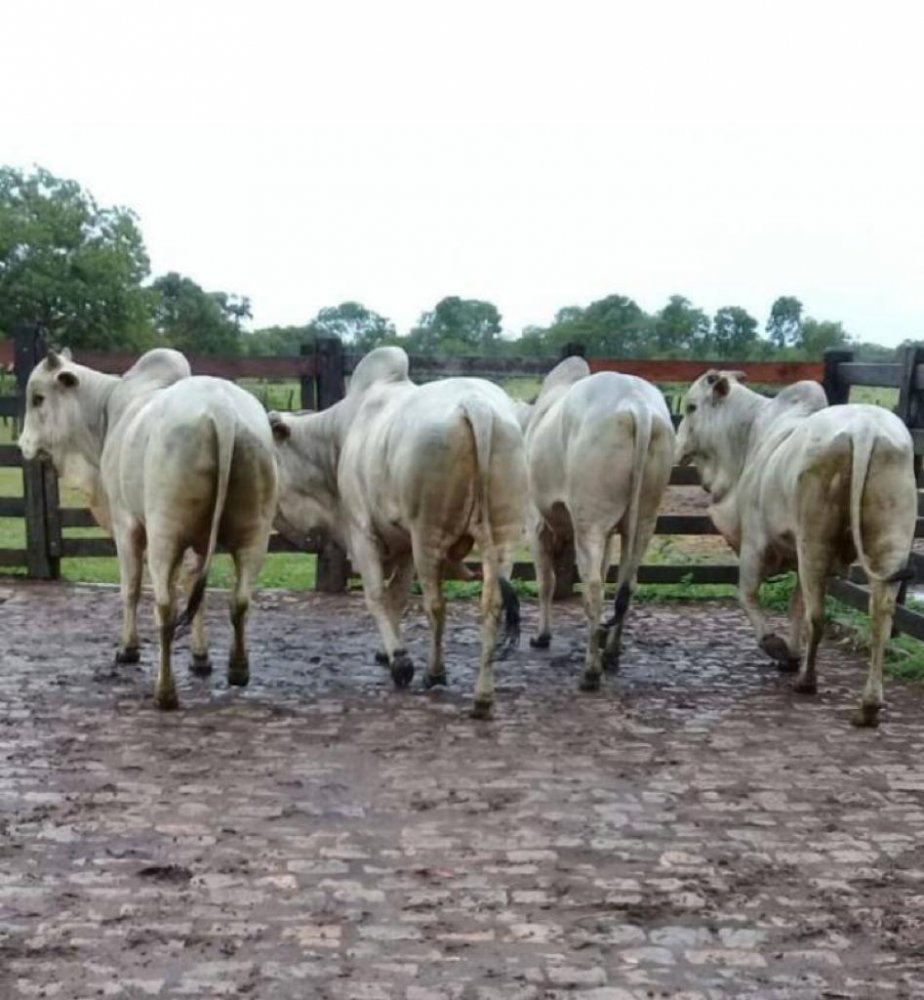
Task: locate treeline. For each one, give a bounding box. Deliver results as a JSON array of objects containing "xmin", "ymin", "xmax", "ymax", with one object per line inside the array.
[{"xmin": 0, "ymin": 166, "xmax": 898, "ymax": 361}]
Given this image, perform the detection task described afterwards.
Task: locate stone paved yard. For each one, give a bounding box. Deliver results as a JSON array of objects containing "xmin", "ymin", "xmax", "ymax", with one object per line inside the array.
[{"xmin": 2, "ymin": 582, "xmax": 924, "ymax": 1000}]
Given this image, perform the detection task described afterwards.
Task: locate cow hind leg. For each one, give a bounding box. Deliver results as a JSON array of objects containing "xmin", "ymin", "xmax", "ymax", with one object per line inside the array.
[
  {"xmin": 181, "ymin": 551, "xmax": 212, "ymax": 676},
  {"xmin": 227, "ymin": 546, "xmax": 263, "ymax": 688},
  {"xmin": 854, "ymin": 579, "xmax": 897, "ymax": 728},
  {"xmin": 375, "ymin": 555, "xmax": 415, "ymax": 666},
  {"xmin": 352, "ymin": 531, "xmax": 414, "ymax": 688},
  {"xmin": 530, "ymin": 522, "xmax": 556, "ymax": 649},
  {"xmin": 792, "ymin": 565, "xmax": 826, "ymax": 696},
  {"xmin": 413, "ymin": 547, "xmax": 447, "ymax": 688},
  {"xmin": 576, "ymin": 532, "xmax": 608, "ymax": 692},
  {"xmin": 114, "ymin": 523, "xmax": 144, "ymax": 665},
  {"xmin": 147, "ymin": 541, "xmax": 185, "ymax": 711},
  {"xmin": 472, "ymin": 564, "xmax": 503, "ymax": 718}
]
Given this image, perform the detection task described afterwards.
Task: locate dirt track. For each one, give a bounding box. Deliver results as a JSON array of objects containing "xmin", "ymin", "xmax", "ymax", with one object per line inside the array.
[{"xmin": 2, "ymin": 582, "xmax": 924, "ymax": 999}]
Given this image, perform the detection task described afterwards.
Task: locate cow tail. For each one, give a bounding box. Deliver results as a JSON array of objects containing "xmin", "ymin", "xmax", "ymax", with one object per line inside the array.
[
  {"xmin": 608, "ymin": 405, "xmax": 651, "ymax": 625},
  {"xmin": 174, "ymin": 413, "xmax": 235, "ymax": 637},
  {"xmin": 460, "ymin": 396, "xmax": 520, "ymax": 657},
  {"xmin": 847, "ymin": 425, "xmax": 874, "ymax": 581}
]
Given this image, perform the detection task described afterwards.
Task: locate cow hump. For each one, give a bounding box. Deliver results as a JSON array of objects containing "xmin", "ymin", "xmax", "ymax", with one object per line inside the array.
[{"xmin": 348, "ymin": 346, "xmax": 410, "ymax": 397}]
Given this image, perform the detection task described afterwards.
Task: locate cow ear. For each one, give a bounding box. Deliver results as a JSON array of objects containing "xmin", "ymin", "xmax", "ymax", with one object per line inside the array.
[
  {"xmin": 57, "ymin": 370, "xmax": 79, "ymax": 389},
  {"xmin": 45, "ymin": 349, "xmax": 61, "ymax": 370},
  {"xmin": 268, "ymin": 411, "xmax": 290, "ymax": 441},
  {"xmin": 60, "ymin": 347, "xmax": 73, "ymax": 361},
  {"xmin": 712, "ymin": 375, "xmax": 731, "ymax": 400},
  {"xmin": 728, "ymin": 370, "xmax": 747, "ymax": 383}
]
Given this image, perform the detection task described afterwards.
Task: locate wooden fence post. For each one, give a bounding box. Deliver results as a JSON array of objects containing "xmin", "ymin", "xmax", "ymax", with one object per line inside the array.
[
  {"xmin": 313, "ymin": 338, "xmax": 350, "ymax": 593},
  {"xmin": 822, "ymin": 348, "xmax": 853, "ymax": 405},
  {"xmin": 892, "ymin": 344, "xmax": 924, "ymax": 627},
  {"xmin": 14, "ymin": 323, "xmax": 61, "ymax": 580},
  {"xmin": 299, "ymin": 341, "xmax": 315, "ymax": 409}
]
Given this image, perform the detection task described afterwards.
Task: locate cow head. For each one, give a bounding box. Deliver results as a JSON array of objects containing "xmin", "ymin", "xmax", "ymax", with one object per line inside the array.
[
  {"xmin": 18, "ymin": 348, "xmax": 88, "ymax": 471},
  {"xmin": 268, "ymin": 409, "xmax": 340, "ymax": 538},
  {"xmin": 675, "ymin": 369, "xmax": 751, "ymax": 496}
]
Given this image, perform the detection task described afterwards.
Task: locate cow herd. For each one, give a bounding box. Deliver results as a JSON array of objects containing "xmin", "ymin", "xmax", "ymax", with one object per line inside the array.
[{"xmin": 18, "ymin": 345, "xmax": 918, "ymax": 728}]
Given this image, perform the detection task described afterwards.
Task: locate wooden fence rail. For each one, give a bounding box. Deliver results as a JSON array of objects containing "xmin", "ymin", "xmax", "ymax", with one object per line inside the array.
[{"xmin": 2, "ymin": 326, "xmax": 924, "ymax": 638}]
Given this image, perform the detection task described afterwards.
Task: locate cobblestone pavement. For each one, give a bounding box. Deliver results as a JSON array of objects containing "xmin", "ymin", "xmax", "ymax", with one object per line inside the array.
[{"xmin": 2, "ymin": 582, "xmax": 924, "ymax": 1000}]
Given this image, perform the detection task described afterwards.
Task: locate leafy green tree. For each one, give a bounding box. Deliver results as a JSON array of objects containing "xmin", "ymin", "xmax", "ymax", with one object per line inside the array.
[
  {"xmin": 407, "ymin": 296, "xmax": 502, "ymax": 354},
  {"xmin": 766, "ymin": 296, "xmax": 803, "ymax": 349},
  {"xmin": 712, "ymin": 306, "xmax": 759, "ymax": 357},
  {"xmin": 798, "ymin": 317, "xmax": 849, "ymax": 357},
  {"xmin": 242, "ymin": 324, "xmax": 315, "ymax": 356},
  {"xmin": 652, "ymin": 295, "xmax": 711, "ymax": 356},
  {"xmin": 0, "ymin": 165, "xmax": 153, "ymax": 349},
  {"xmin": 545, "ymin": 294, "xmax": 651, "ymax": 357},
  {"xmin": 308, "ymin": 301, "xmax": 397, "ymax": 352},
  {"xmin": 149, "ymin": 272, "xmax": 243, "ymax": 355}
]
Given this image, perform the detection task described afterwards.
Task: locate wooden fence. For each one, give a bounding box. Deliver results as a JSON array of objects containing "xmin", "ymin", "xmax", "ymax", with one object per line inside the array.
[{"xmin": 2, "ymin": 325, "xmax": 923, "ymax": 639}]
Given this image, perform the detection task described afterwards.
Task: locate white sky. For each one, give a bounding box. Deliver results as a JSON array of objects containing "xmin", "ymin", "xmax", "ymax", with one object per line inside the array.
[{"xmin": 2, "ymin": 0, "xmax": 923, "ymax": 345}]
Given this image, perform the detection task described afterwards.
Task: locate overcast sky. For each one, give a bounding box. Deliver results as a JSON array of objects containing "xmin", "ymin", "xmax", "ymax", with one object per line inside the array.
[{"xmin": 3, "ymin": 0, "xmax": 923, "ymax": 345}]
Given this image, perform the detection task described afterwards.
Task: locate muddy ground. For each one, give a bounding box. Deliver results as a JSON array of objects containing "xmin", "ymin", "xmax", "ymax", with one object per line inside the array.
[{"xmin": 2, "ymin": 582, "xmax": 924, "ymax": 1000}]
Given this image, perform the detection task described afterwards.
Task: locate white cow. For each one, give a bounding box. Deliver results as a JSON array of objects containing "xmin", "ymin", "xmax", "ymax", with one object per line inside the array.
[
  {"xmin": 18, "ymin": 348, "xmax": 278, "ymax": 710},
  {"xmin": 676, "ymin": 370, "xmax": 917, "ymax": 726},
  {"xmin": 521, "ymin": 356, "xmax": 675, "ymax": 690},
  {"xmin": 269, "ymin": 346, "xmax": 527, "ymax": 717}
]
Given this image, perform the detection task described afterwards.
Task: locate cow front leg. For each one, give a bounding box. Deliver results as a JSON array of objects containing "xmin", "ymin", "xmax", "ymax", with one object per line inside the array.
[
  {"xmin": 782, "ymin": 578, "xmax": 805, "ymax": 674},
  {"xmin": 114, "ymin": 522, "xmax": 144, "ymax": 665},
  {"xmin": 352, "ymin": 531, "xmax": 414, "ymax": 688},
  {"xmin": 530, "ymin": 521, "xmax": 556, "ymax": 649}
]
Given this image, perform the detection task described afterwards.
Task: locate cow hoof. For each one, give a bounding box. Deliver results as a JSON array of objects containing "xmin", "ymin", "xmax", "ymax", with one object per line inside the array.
[
  {"xmin": 390, "ymin": 651, "xmax": 414, "ymax": 688},
  {"xmin": 792, "ymin": 675, "xmax": 817, "ymax": 695},
  {"xmin": 156, "ymin": 688, "xmax": 179, "ymax": 711},
  {"xmin": 852, "ymin": 703, "xmax": 881, "ymax": 728},
  {"xmin": 424, "ymin": 671, "xmax": 448, "ymax": 689},
  {"xmin": 579, "ymin": 670, "xmax": 602, "ymax": 693},
  {"xmin": 374, "ymin": 649, "xmax": 389, "ymax": 666},
  {"xmin": 759, "ymin": 633, "xmax": 794, "ymax": 665},
  {"xmin": 190, "ymin": 653, "xmax": 213, "ymax": 677},
  {"xmin": 530, "ymin": 633, "xmax": 551, "ymax": 649},
  {"xmin": 228, "ymin": 657, "xmax": 250, "ymax": 687},
  {"xmin": 471, "ymin": 698, "xmax": 494, "ymax": 720},
  {"xmin": 601, "ymin": 646, "xmax": 621, "ymax": 673},
  {"xmin": 115, "ymin": 646, "xmax": 140, "ymax": 665}
]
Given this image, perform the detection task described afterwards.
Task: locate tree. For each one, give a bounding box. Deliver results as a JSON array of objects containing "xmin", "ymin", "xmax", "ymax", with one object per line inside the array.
[
  {"xmin": 712, "ymin": 306, "xmax": 759, "ymax": 357},
  {"xmin": 407, "ymin": 296, "xmax": 502, "ymax": 354},
  {"xmin": 652, "ymin": 295, "xmax": 711, "ymax": 356},
  {"xmin": 0, "ymin": 165, "xmax": 153, "ymax": 349},
  {"xmin": 149, "ymin": 272, "xmax": 243, "ymax": 355},
  {"xmin": 242, "ymin": 324, "xmax": 314, "ymax": 356},
  {"xmin": 308, "ymin": 301, "xmax": 397, "ymax": 352},
  {"xmin": 766, "ymin": 296, "xmax": 803, "ymax": 350},
  {"xmin": 798, "ymin": 317, "xmax": 850, "ymax": 357},
  {"xmin": 544, "ymin": 294, "xmax": 651, "ymax": 357}
]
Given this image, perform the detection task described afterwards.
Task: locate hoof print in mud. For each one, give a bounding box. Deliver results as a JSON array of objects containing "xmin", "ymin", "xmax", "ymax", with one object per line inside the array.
[{"xmin": 390, "ymin": 651, "xmax": 414, "ymax": 688}]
